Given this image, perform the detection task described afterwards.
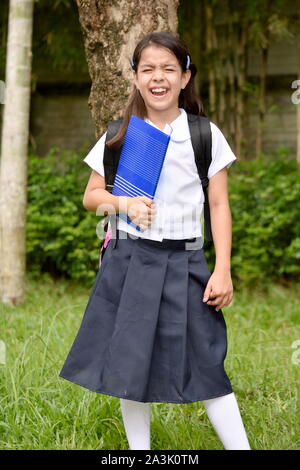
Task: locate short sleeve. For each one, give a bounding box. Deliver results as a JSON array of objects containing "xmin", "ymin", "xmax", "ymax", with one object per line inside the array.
[
  {"xmin": 82, "ymin": 131, "xmax": 107, "ymax": 177},
  {"xmin": 208, "ymin": 122, "xmax": 237, "ymax": 179}
]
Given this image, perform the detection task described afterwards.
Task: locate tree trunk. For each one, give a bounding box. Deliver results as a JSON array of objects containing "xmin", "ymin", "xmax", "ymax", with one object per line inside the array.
[
  {"xmin": 205, "ymin": 3, "xmax": 217, "ymax": 121},
  {"xmin": 297, "ymin": 38, "xmax": 300, "ymax": 171},
  {"xmin": 0, "ymin": 0, "xmax": 9, "ymax": 139},
  {"xmin": 75, "ymin": 0, "xmax": 180, "ymax": 140},
  {"xmin": 179, "ymin": 0, "xmax": 202, "ymax": 96},
  {"xmin": 235, "ymin": 24, "xmax": 248, "ymax": 159},
  {"xmin": 0, "ymin": 0, "xmax": 34, "ymax": 305},
  {"xmin": 218, "ymin": 32, "xmax": 227, "ymax": 127},
  {"xmin": 227, "ymin": 15, "xmax": 236, "ymax": 145},
  {"xmin": 256, "ymin": 32, "xmax": 269, "ymax": 159}
]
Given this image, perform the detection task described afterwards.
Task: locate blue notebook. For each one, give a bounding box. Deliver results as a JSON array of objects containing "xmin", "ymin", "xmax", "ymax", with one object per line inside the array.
[{"xmin": 112, "ymin": 115, "xmax": 171, "ymax": 232}]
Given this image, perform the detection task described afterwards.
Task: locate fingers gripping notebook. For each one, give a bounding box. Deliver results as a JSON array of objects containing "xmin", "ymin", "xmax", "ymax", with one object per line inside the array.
[{"xmin": 112, "ymin": 115, "xmax": 171, "ymax": 232}]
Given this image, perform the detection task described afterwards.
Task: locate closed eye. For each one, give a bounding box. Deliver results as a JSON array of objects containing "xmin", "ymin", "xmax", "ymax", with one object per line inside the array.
[{"xmin": 142, "ymin": 69, "xmax": 175, "ymax": 72}]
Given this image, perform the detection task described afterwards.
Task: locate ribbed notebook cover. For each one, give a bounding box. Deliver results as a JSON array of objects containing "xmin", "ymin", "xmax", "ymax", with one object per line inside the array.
[{"xmin": 112, "ymin": 115, "xmax": 171, "ymax": 232}]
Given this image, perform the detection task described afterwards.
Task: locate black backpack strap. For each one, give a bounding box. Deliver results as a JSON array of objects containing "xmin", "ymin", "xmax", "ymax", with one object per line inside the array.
[
  {"xmin": 103, "ymin": 119, "xmax": 123, "ymax": 193},
  {"xmin": 188, "ymin": 114, "xmax": 213, "ymax": 243},
  {"xmin": 102, "ymin": 119, "xmax": 123, "ymax": 249}
]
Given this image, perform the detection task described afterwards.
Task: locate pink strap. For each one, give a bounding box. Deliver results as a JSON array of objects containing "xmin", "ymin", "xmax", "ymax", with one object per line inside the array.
[
  {"xmin": 103, "ymin": 225, "xmax": 112, "ymax": 248},
  {"xmin": 99, "ymin": 225, "xmax": 113, "ymax": 266}
]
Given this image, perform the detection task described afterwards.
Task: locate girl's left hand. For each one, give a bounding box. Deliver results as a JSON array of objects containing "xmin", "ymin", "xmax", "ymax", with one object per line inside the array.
[{"xmin": 202, "ymin": 269, "xmax": 233, "ymax": 311}]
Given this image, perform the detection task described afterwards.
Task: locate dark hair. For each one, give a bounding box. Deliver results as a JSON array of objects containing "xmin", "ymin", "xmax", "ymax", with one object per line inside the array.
[{"xmin": 106, "ymin": 31, "xmax": 206, "ymax": 149}]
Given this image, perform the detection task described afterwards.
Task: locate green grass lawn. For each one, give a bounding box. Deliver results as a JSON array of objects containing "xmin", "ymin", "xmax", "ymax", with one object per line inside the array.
[{"xmin": 0, "ymin": 271, "xmax": 299, "ymax": 450}]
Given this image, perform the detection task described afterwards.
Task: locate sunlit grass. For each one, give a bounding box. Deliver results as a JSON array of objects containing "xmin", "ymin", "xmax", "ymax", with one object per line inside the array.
[{"xmin": 0, "ymin": 272, "xmax": 299, "ymax": 450}]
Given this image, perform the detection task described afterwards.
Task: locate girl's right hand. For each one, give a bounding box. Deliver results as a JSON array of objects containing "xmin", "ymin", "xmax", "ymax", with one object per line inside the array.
[{"xmin": 126, "ymin": 196, "xmax": 157, "ymax": 230}]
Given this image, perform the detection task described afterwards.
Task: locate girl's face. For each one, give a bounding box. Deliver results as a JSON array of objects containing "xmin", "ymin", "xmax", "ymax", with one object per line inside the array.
[{"xmin": 133, "ymin": 45, "xmax": 191, "ymax": 115}]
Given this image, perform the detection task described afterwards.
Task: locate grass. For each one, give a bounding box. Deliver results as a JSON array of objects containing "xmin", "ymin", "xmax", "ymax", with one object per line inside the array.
[{"xmin": 0, "ymin": 271, "xmax": 299, "ymax": 450}]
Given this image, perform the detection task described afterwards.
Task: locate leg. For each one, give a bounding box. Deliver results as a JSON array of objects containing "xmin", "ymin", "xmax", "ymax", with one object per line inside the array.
[
  {"xmin": 120, "ymin": 398, "xmax": 151, "ymax": 450},
  {"xmin": 202, "ymin": 392, "xmax": 251, "ymax": 450}
]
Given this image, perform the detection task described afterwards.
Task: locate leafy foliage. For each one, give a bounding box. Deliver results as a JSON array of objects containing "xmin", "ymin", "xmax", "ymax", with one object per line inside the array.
[
  {"xmin": 27, "ymin": 148, "xmax": 300, "ymax": 287},
  {"xmin": 27, "ymin": 146, "xmax": 104, "ymax": 285},
  {"xmin": 0, "ymin": 0, "xmax": 88, "ymax": 82},
  {"xmin": 214, "ymin": 156, "xmax": 299, "ymax": 287}
]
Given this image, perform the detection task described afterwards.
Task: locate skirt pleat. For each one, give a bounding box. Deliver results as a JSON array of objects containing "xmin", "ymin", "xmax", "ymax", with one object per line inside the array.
[{"xmin": 59, "ymin": 233, "xmax": 233, "ymax": 403}]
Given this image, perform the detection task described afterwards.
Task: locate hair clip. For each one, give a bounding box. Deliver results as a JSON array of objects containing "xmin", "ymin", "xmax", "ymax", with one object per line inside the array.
[
  {"xmin": 131, "ymin": 55, "xmax": 135, "ymax": 68},
  {"xmin": 186, "ymin": 55, "xmax": 190, "ymax": 70}
]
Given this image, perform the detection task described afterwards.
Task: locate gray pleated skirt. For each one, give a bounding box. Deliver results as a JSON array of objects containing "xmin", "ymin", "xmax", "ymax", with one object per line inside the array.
[{"xmin": 59, "ymin": 229, "xmax": 233, "ymax": 404}]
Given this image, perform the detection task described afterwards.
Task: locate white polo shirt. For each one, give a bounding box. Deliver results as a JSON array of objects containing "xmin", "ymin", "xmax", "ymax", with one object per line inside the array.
[{"xmin": 83, "ymin": 108, "xmax": 237, "ymax": 241}]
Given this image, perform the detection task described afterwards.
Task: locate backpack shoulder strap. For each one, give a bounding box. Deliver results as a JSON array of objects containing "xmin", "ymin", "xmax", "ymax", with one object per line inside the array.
[
  {"xmin": 187, "ymin": 113, "xmax": 213, "ymax": 243},
  {"xmin": 102, "ymin": 119, "xmax": 123, "ymax": 243},
  {"xmin": 103, "ymin": 119, "xmax": 123, "ymax": 193}
]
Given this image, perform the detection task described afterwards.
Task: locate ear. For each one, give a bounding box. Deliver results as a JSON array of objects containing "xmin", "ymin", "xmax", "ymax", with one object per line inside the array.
[{"xmin": 181, "ymin": 69, "xmax": 192, "ymax": 90}]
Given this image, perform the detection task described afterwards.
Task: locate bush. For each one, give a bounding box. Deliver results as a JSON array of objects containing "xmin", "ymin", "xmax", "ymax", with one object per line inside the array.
[
  {"xmin": 27, "ymin": 146, "xmax": 105, "ymax": 285},
  {"xmin": 27, "ymin": 147, "xmax": 300, "ymax": 287},
  {"xmin": 216, "ymin": 156, "xmax": 299, "ymax": 287}
]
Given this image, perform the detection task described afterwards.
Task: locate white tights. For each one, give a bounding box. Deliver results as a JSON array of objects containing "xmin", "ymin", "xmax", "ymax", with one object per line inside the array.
[{"xmin": 120, "ymin": 392, "xmax": 251, "ymax": 450}]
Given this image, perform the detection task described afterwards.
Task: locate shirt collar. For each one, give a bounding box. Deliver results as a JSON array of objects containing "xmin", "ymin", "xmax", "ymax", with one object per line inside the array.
[{"xmin": 145, "ymin": 108, "xmax": 190, "ymax": 142}]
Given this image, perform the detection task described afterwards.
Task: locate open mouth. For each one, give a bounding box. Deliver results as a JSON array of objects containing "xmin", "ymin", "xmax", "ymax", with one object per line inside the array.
[{"xmin": 150, "ymin": 87, "xmax": 169, "ymax": 97}]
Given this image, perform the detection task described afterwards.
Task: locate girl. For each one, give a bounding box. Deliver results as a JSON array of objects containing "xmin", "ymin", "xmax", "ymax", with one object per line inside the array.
[{"xmin": 59, "ymin": 31, "xmax": 251, "ymax": 451}]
